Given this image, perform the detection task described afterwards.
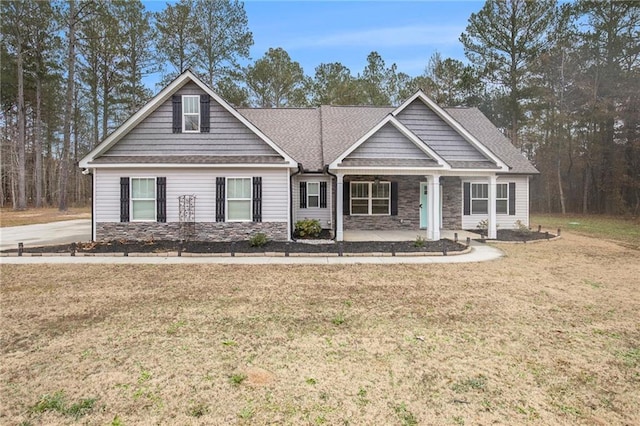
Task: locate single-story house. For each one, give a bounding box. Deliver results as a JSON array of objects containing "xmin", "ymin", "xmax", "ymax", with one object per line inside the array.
[{"xmin": 79, "ymin": 70, "xmax": 538, "ymax": 242}]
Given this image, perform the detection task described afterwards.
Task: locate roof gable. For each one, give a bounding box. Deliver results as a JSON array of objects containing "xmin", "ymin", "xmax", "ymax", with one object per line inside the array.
[{"xmin": 79, "ymin": 70, "xmax": 297, "ymax": 168}]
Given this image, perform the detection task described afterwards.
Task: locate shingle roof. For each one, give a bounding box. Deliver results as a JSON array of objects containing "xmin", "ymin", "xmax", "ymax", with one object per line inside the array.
[
  {"xmin": 445, "ymin": 108, "xmax": 539, "ymax": 174},
  {"xmin": 90, "ymin": 155, "xmax": 286, "ymax": 164},
  {"xmin": 236, "ymin": 104, "xmax": 537, "ymax": 174}
]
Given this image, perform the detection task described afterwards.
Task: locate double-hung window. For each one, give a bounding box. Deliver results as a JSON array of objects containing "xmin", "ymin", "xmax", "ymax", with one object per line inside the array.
[
  {"xmin": 471, "ymin": 183, "xmax": 488, "ymax": 214},
  {"xmin": 307, "ymin": 182, "xmax": 320, "ymax": 208},
  {"xmin": 182, "ymin": 95, "xmax": 200, "ymax": 132},
  {"xmin": 131, "ymin": 178, "xmax": 156, "ymax": 221},
  {"xmin": 227, "ymin": 178, "xmax": 252, "ymax": 221},
  {"xmin": 496, "ymin": 183, "xmax": 508, "ymax": 214},
  {"xmin": 351, "ymin": 181, "xmax": 390, "ymax": 215}
]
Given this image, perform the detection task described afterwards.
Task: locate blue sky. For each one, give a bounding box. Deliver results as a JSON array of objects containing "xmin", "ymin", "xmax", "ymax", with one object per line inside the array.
[{"xmin": 144, "ymin": 0, "xmax": 484, "ymax": 79}]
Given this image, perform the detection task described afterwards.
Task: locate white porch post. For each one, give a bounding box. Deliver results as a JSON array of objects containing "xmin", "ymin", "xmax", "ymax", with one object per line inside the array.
[
  {"xmin": 428, "ymin": 174, "xmax": 441, "ymax": 240},
  {"xmin": 488, "ymin": 174, "xmax": 497, "ymax": 239},
  {"xmin": 336, "ymin": 173, "xmax": 344, "ymax": 241}
]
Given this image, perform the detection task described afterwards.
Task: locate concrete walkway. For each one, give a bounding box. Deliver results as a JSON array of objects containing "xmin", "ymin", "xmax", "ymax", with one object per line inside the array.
[
  {"xmin": 0, "ymin": 219, "xmax": 91, "ymax": 252},
  {"xmin": 0, "ymin": 242, "xmax": 503, "ymax": 265}
]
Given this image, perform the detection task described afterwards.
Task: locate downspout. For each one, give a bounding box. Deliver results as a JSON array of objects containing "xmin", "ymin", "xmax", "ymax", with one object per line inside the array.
[
  {"xmin": 289, "ymin": 163, "xmax": 303, "ymax": 240},
  {"xmin": 81, "ymin": 167, "xmax": 94, "ymax": 241},
  {"xmin": 324, "ymin": 165, "xmax": 338, "ymax": 240}
]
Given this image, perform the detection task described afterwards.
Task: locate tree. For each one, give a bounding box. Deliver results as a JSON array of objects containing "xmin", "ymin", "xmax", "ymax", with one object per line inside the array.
[
  {"xmin": 460, "ymin": 0, "xmax": 556, "ymax": 148},
  {"xmin": 310, "ymin": 62, "xmax": 358, "ymax": 105},
  {"xmin": 192, "ymin": 0, "xmax": 253, "ymax": 87},
  {"xmin": 245, "ymin": 47, "xmax": 308, "ymax": 107},
  {"xmin": 155, "ymin": 0, "xmax": 197, "ymax": 85},
  {"xmin": 358, "ymin": 51, "xmax": 393, "ymax": 105},
  {"xmin": 422, "ymin": 52, "xmax": 483, "ymax": 107}
]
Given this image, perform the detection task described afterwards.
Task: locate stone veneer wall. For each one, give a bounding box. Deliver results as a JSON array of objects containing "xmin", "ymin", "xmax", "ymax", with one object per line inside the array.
[
  {"xmin": 96, "ymin": 222, "xmax": 288, "ymax": 242},
  {"xmin": 343, "ymin": 175, "xmax": 462, "ymax": 231}
]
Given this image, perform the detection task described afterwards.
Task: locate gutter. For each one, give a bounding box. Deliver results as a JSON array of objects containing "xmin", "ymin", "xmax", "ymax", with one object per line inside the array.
[{"xmin": 81, "ymin": 168, "xmax": 94, "ymax": 241}]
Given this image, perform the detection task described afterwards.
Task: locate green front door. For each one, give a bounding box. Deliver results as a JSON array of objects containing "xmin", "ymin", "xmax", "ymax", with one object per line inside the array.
[{"xmin": 420, "ymin": 182, "xmax": 428, "ymax": 229}]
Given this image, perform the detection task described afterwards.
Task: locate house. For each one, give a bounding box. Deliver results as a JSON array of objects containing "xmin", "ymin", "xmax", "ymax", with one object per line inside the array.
[{"xmin": 79, "ymin": 70, "xmax": 538, "ymax": 243}]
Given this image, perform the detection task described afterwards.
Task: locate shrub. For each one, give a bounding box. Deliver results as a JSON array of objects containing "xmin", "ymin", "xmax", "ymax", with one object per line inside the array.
[
  {"xmin": 249, "ymin": 233, "xmax": 268, "ymax": 247},
  {"xmin": 413, "ymin": 235, "xmax": 426, "ymax": 248},
  {"xmin": 513, "ymin": 220, "xmax": 531, "ymax": 237},
  {"xmin": 476, "ymin": 219, "xmax": 488, "ymax": 232},
  {"xmin": 295, "ymin": 219, "xmax": 322, "ymax": 238}
]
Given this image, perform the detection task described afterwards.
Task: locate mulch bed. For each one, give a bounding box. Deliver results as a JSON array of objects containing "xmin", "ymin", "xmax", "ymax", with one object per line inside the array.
[
  {"xmin": 3, "ymin": 238, "xmax": 466, "ymax": 255},
  {"xmin": 468, "ymin": 229, "xmax": 556, "ymax": 242}
]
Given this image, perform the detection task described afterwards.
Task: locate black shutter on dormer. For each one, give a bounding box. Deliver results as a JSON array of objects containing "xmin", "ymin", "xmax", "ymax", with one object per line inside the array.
[
  {"xmin": 120, "ymin": 177, "xmax": 129, "ymax": 222},
  {"xmin": 463, "ymin": 182, "xmax": 471, "ymax": 216},
  {"xmin": 216, "ymin": 177, "xmax": 225, "ymax": 222},
  {"xmin": 252, "ymin": 177, "xmax": 262, "ymax": 222},
  {"xmin": 391, "ymin": 182, "xmax": 398, "ymax": 216},
  {"xmin": 509, "ymin": 182, "xmax": 516, "ymax": 215},
  {"xmin": 299, "ymin": 182, "xmax": 307, "ymax": 208},
  {"xmin": 156, "ymin": 177, "xmax": 166, "ymax": 222},
  {"xmin": 343, "ymin": 182, "xmax": 350, "ymax": 215},
  {"xmin": 320, "ymin": 182, "xmax": 327, "ymax": 208},
  {"xmin": 172, "ymin": 95, "xmax": 182, "ymax": 133},
  {"xmin": 200, "ymin": 94, "xmax": 210, "ymax": 133}
]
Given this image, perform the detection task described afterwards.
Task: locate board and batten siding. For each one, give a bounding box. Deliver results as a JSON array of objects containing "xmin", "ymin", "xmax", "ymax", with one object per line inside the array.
[
  {"xmin": 293, "ymin": 175, "xmax": 332, "ymax": 229},
  {"xmin": 397, "ymin": 100, "xmax": 488, "ymax": 162},
  {"xmin": 461, "ymin": 176, "xmax": 530, "ymax": 230},
  {"xmin": 106, "ymin": 82, "xmax": 279, "ymax": 157},
  {"xmin": 95, "ymin": 168, "xmax": 289, "ymax": 223},
  {"xmin": 347, "ymin": 123, "xmax": 432, "ymax": 160}
]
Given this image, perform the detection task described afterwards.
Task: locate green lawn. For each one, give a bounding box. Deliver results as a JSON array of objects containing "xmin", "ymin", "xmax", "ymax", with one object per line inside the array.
[{"xmin": 531, "ymin": 214, "xmax": 640, "ymax": 246}]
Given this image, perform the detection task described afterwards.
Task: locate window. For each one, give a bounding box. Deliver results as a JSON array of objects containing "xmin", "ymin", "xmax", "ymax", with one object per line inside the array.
[
  {"xmin": 227, "ymin": 178, "xmax": 251, "ymax": 221},
  {"xmin": 131, "ymin": 178, "xmax": 155, "ymax": 221},
  {"xmin": 471, "ymin": 183, "xmax": 488, "ymax": 214},
  {"xmin": 351, "ymin": 181, "xmax": 390, "ymax": 215},
  {"xmin": 307, "ymin": 182, "xmax": 320, "ymax": 208},
  {"xmin": 182, "ymin": 95, "xmax": 200, "ymax": 132},
  {"xmin": 496, "ymin": 183, "xmax": 508, "ymax": 214}
]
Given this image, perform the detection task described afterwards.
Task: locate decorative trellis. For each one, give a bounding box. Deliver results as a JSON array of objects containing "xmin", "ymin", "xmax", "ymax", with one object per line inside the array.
[{"xmin": 178, "ymin": 195, "xmax": 196, "ymax": 240}]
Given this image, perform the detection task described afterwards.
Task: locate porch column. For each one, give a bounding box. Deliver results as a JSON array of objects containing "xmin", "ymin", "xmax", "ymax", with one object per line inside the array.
[
  {"xmin": 336, "ymin": 173, "xmax": 344, "ymax": 241},
  {"xmin": 427, "ymin": 174, "xmax": 441, "ymax": 241},
  {"xmin": 488, "ymin": 174, "xmax": 497, "ymax": 239}
]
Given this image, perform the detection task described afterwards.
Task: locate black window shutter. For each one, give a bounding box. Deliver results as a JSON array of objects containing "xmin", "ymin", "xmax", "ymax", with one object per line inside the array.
[
  {"xmin": 253, "ymin": 177, "xmax": 262, "ymax": 222},
  {"xmin": 343, "ymin": 182, "xmax": 350, "ymax": 215},
  {"xmin": 299, "ymin": 182, "xmax": 307, "ymax": 208},
  {"xmin": 391, "ymin": 182, "xmax": 399, "ymax": 216},
  {"xmin": 120, "ymin": 177, "xmax": 130, "ymax": 222},
  {"xmin": 156, "ymin": 177, "xmax": 166, "ymax": 222},
  {"xmin": 320, "ymin": 182, "xmax": 327, "ymax": 208},
  {"xmin": 200, "ymin": 94, "xmax": 210, "ymax": 133},
  {"xmin": 463, "ymin": 182, "xmax": 471, "ymax": 215},
  {"xmin": 509, "ymin": 182, "xmax": 516, "ymax": 215},
  {"xmin": 172, "ymin": 95, "xmax": 182, "ymax": 133},
  {"xmin": 215, "ymin": 177, "xmax": 225, "ymax": 222}
]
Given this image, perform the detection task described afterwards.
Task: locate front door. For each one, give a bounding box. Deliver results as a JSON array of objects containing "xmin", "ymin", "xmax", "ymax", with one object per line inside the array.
[{"xmin": 419, "ymin": 182, "xmax": 428, "ymax": 228}]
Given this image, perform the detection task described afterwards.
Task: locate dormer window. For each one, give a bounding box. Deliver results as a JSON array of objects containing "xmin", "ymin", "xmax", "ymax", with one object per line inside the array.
[{"xmin": 182, "ymin": 95, "xmax": 200, "ymax": 132}]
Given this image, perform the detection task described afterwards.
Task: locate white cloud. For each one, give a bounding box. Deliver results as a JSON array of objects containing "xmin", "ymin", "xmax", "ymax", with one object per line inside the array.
[{"xmin": 286, "ymin": 24, "xmax": 464, "ymax": 50}]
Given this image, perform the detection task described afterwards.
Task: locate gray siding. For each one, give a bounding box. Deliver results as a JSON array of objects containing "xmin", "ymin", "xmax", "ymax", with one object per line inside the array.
[
  {"xmin": 347, "ymin": 123, "xmax": 432, "ymax": 160},
  {"xmin": 95, "ymin": 168, "xmax": 289, "ymax": 223},
  {"xmin": 461, "ymin": 176, "xmax": 530, "ymax": 229},
  {"xmin": 293, "ymin": 175, "xmax": 332, "ymax": 229},
  {"xmin": 107, "ymin": 82, "xmax": 279, "ymax": 157},
  {"xmin": 397, "ymin": 100, "xmax": 488, "ymax": 161}
]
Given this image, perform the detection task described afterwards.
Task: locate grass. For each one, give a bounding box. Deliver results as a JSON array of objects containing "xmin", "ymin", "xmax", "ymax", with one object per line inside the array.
[
  {"xmin": 0, "ymin": 206, "xmax": 90, "ymax": 227},
  {"xmin": 531, "ymin": 213, "xmax": 640, "ymax": 246},
  {"xmin": 1, "ymin": 232, "xmax": 639, "ymax": 424}
]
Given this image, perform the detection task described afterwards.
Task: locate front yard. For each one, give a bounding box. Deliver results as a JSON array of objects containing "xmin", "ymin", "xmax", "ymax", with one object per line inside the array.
[{"xmin": 1, "ymin": 231, "xmax": 639, "ymax": 425}]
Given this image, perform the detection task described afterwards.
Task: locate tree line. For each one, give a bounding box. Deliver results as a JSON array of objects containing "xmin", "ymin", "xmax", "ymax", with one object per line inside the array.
[{"xmin": 1, "ymin": 0, "xmax": 638, "ymax": 215}]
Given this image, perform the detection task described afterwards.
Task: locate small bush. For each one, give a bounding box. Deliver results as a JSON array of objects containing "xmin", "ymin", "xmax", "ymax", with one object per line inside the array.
[
  {"xmin": 413, "ymin": 235, "xmax": 426, "ymax": 248},
  {"xmin": 513, "ymin": 220, "xmax": 531, "ymax": 237},
  {"xmin": 249, "ymin": 232, "xmax": 269, "ymax": 247},
  {"xmin": 295, "ymin": 219, "xmax": 322, "ymax": 238},
  {"xmin": 476, "ymin": 219, "xmax": 488, "ymax": 232},
  {"xmin": 230, "ymin": 373, "xmax": 247, "ymax": 386}
]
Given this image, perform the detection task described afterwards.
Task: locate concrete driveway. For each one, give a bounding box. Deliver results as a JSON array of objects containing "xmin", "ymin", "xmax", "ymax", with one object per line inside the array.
[{"xmin": 0, "ymin": 219, "xmax": 91, "ymax": 251}]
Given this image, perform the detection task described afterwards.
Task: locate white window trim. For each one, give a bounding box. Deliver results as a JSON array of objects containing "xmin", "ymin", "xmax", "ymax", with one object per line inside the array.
[
  {"xmin": 226, "ymin": 177, "xmax": 252, "ymax": 222},
  {"xmin": 470, "ymin": 182, "xmax": 488, "ymax": 215},
  {"xmin": 306, "ymin": 181, "xmax": 320, "ymax": 209},
  {"xmin": 130, "ymin": 177, "xmax": 156, "ymax": 222},
  {"xmin": 350, "ymin": 181, "xmax": 391, "ymax": 216},
  {"xmin": 182, "ymin": 95, "xmax": 200, "ymax": 133},
  {"xmin": 496, "ymin": 183, "xmax": 509, "ymax": 215}
]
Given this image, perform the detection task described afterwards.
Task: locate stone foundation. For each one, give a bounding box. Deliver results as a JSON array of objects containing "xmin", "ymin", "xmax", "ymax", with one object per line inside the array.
[
  {"xmin": 96, "ymin": 222, "xmax": 289, "ymax": 242},
  {"xmin": 343, "ymin": 175, "xmax": 461, "ymax": 231}
]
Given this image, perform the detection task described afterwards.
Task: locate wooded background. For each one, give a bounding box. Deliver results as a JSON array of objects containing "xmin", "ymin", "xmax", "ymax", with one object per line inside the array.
[{"xmin": 1, "ymin": 0, "xmax": 639, "ymax": 215}]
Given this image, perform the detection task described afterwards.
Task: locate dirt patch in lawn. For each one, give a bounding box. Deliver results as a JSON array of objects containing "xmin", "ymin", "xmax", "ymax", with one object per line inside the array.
[{"xmin": 1, "ymin": 232, "xmax": 639, "ymax": 425}]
